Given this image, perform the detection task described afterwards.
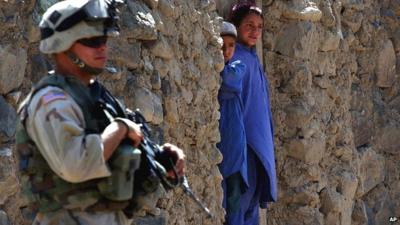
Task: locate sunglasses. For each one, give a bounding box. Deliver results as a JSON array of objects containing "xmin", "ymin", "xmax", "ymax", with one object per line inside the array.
[{"xmin": 77, "ymin": 36, "xmax": 108, "ymax": 48}]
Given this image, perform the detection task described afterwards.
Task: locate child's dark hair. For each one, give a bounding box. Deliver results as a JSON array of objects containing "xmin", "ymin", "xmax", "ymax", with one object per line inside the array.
[{"xmin": 229, "ymin": 2, "xmax": 263, "ymax": 27}]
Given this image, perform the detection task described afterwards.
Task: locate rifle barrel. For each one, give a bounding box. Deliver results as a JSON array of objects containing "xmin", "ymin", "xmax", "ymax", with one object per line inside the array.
[{"xmin": 181, "ymin": 177, "xmax": 213, "ymax": 219}]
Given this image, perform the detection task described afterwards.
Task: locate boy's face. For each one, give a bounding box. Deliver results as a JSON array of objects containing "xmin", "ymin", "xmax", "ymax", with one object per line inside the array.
[
  {"xmin": 222, "ymin": 35, "xmax": 236, "ymax": 63},
  {"xmin": 237, "ymin": 13, "xmax": 263, "ymax": 48}
]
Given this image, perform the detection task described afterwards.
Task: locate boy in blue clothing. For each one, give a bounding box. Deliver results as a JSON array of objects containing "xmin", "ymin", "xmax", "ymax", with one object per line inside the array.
[{"xmin": 217, "ymin": 21, "xmax": 248, "ymax": 225}]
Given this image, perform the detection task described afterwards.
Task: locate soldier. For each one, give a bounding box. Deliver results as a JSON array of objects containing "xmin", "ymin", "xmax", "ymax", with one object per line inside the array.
[{"xmin": 16, "ymin": 0, "xmax": 185, "ymax": 224}]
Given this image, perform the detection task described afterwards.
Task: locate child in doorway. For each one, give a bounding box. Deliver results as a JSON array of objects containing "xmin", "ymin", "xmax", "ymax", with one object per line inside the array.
[
  {"xmin": 217, "ymin": 21, "xmax": 248, "ymax": 225},
  {"xmin": 228, "ymin": 3, "xmax": 278, "ymax": 225}
]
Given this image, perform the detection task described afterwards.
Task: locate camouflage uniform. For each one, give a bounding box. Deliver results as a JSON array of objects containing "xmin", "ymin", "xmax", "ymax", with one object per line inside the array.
[
  {"xmin": 23, "ymin": 85, "xmax": 133, "ymax": 225},
  {"xmin": 17, "ymin": 1, "xmax": 163, "ymax": 224}
]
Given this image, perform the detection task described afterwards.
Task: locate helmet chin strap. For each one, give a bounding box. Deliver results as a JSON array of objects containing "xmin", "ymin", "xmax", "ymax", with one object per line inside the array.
[{"xmin": 66, "ymin": 51, "xmax": 104, "ymax": 75}]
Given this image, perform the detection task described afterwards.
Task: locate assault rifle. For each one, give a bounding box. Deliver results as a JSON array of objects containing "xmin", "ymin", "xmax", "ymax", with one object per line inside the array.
[{"xmin": 127, "ymin": 109, "xmax": 213, "ymax": 219}]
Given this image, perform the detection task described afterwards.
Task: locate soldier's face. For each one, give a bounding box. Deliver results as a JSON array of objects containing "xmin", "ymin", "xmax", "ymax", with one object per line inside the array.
[{"xmin": 71, "ymin": 36, "xmax": 108, "ymax": 69}]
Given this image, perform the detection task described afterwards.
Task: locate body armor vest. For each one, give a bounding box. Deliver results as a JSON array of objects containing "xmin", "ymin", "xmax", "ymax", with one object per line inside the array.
[{"xmin": 16, "ymin": 73, "xmax": 134, "ymax": 213}]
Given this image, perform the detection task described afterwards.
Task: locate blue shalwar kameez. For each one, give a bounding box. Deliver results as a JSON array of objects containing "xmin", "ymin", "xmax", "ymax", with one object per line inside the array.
[
  {"xmin": 217, "ymin": 60, "xmax": 249, "ymax": 223},
  {"xmin": 229, "ymin": 42, "xmax": 278, "ymax": 225}
]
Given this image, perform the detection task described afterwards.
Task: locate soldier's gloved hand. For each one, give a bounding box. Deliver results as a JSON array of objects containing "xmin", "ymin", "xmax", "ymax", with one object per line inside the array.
[
  {"xmin": 161, "ymin": 143, "xmax": 185, "ymax": 179},
  {"xmin": 114, "ymin": 118, "xmax": 143, "ymax": 147}
]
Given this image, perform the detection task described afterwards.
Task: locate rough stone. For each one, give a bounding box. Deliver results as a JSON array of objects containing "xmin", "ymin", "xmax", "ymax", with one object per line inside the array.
[
  {"xmin": 158, "ymin": 0, "xmax": 175, "ymax": 18},
  {"xmin": 279, "ymin": 1, "xmax": 322, "ymax": 22},
  {"xmin": 124, "ymin": 1, "xmax": 158, "ymax": 40},
  {"xmin": 320, "ymin": 188, "xmax": 343, "ymax": 214},
  {"xmin": 356, "ymin": 148, "xmax": 385, "ymax": 197},
  {"xmin": 0, "ymin": 211, "xmax": 10, "ymax": 225},
  {"xmin": 0, "ymin": 45, "xmax": 27, "ymax": 94},
  {"xmin": 320, "ymin": 30, "xmax": 341, "ymax": 52},
  {"xmin": 275, "ymin": 21, "xmax": 319, "ymax": 60},
  {"xmin": 0, "ymin": 96, "xmax": 17, "ymax": 140},
  {"xmin": 373, "ymin": 125, "xmax": 400, "ymax": 155},
  {"xmin": 320, "ymin": 0, "xmax": 336, "ymax": 28},
  {"xmin": 0, "ymin": 148, "xmax": 12, "ymax": 157},
  {"xmin": 150, "ymin": 36, "xmax": 174, "ymax": 60},
  {"xmin": 342, "ymin": 10, "xmax": 363, "ymax": 33},
  {"xmin": 285, "ymin": 137, "xmax": 326, "ymax": 165},
  {"xmin": 143, "ymin": 0, "xmax": 159, "ymax": 9},
  {"xmin": 376, "ymin": 40, "xmax": 396, "ymax": 88},
  {"xmin": 0, "ymin": 176, "xmax": 18, "ymax": 205},
  {"xmin": 352, "ymin": 200, "xmax": 368, "ymax": 225},
  {"xmin": 351, "ymin": 113, "xmax": 374, "ymax": 148},
  {"xmin": 29, "ymin": 54, "xmax": 51, "ymax": 83},
  {"xmin": 5, "ymin": 91, "xmax": 22, "ymax": 107},
  {"xmin": 129, "ymin": 87, "xmax": 163, "ymax": 125},
  {"xmin": 109, "ymin": 39, "xmax": 142, "ymax": 70},
  {"xmin": 284, "ymin": 102, "xmax": 314, "ymax": 130}
]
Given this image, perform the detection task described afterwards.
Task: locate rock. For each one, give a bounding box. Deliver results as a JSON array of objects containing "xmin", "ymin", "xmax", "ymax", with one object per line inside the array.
[
  {"xmin": 338, "ymin": 172, "xmax": 358, "ymax": 200},
  {"xmin": 341, "ymin": 0, "xmax": 365, "ymax": 11},
  {"xmin": 320, "ymin": 30, "xmax": 341, "ymax": 52},
  {"xmin": 124, "ymin": 1, "xmax": 157, "ymax": 40},
  {"xmin": 150, "ymin": 36, "xmax": 174, "ymax": 60},
  {"xmin": 352, "ymin": 200, "xmax": 368, "ymax": 225},
  {"xmin": 151, "ymin": 71, "xmax": 162, "ymax": 90},
  {"xmin": 313, "ymin": 76, "xmax": 331, "ymax": 89},
  {"xmin": 389, "ymin": 96, "xmax": 400, "ymax": 113},
  {"xmin": 0, "ymin": 45, "xmax": 27, "ymax": 94},
  {"xmin": 391, "ymin": 0, "xmax": 400, "ymax": 16},
  {"xmin": 158, "ymin": 0, "xmax": 175, "ymax": 18},
  {"xmin": 279, "ymin": 1, "xmax": 322, "ymax": 22},
  {"xmin": 0, "ymin": 148, "xmax": 12, "ymax": 157},
  {"xmin": 0, "ymin": 176, "xmax": 18, "ymax": 205},
  {"xmin": 29, "ymin": 54, "xmax": 51, "ymax": 83},
  {"xmin": 154, "ymin": 58, "xmax": 170, "ymax": 78},
  {"xmin": 0, "ymin": 96, "xmax": 17, "ymax": 140},
  {"xmin": 168, "ymin": 59, "xmax": 182, "ymax": 85},
  {"xmin": 290, "ymin": 206, "xmax": 324, "ymax": 225},
  {"xmin": 320, "ymin": 0, "xmax": 336, "ymax": 27},
  {"xmin": 130, "ymin": 87, "xmax": 163, "ymax": 125},
  {"xmin": 0, "ymin": 211, "xmax": 10, "ymax": 225},
  {"xmin": 5, "ymin": 91, "xmax": 22, "ymax": 107},
  {"xmin": 287, "ymin": 189, "xmax": 320, "ymax": 208},
  {"xmin": 284, "ymin": 102, "xmax": 314, "ymax": 130},
  {"xmin": 333, "ymin": 146, "xmax": 353, "ymax": 162},
  {"xmin": 376, "ymin": 40, "xmax": 396, "ymax": 88},
  {"xmin": 164, "ymin": 97, "xmax": 179, "ymax": 123},
  {"xmin": 320, "ymin": 188, "xmax": 343, "ymax": 214},
  {"xmin": 285, "ymin": 137, "xmax": 326, "ymax": 165},
  {"xmin": 143, "ymin": 0, "xmax": 159, "ymax": 9},
  {"xmin": 133, "ymin": 214, "xmax": 167, "ymax": 225},
  {"xmin": 282, "ymin": 64, "xmax": 312, "ymax": 95},
  {"xmin": 310, "ymin": 52, "xmax": 337, "ymax": 76},
  {"xmin": 201, "ymin": 0, "xmax": 217, "ymax": 12},
  {"xmin": 342, "ymin": 10, "xmax": 363, "ymax": 33},
  {"xmin": 32, "ymin": 0, "xmax": 58, "ymax": 24},
  {"xmin": 393, "ymin": 29, "xmax": 400, "ymax": 52},
  {"xmin": 373, "ymin": 125, "xmax": 400, "ymax": 155},
  {"xmin": 351, "ymin": 112, "xmax": 374, "ymax": 148},
  {"xmin": 275, "ymin": 21, "xmax": 319, "ymax": 60},
  {"xmin": 356, "ymin": 147, "xmax": 385, "ymax": 197},
  {"xmin": 109, "ymin": 39, "xmax": 142, "ymax": 70}
]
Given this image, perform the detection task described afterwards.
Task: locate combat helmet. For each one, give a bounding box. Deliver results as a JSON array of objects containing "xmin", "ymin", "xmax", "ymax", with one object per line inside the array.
[{"xmin": 39, "ymin": 0, "xmax": 124, "ymax": 74}]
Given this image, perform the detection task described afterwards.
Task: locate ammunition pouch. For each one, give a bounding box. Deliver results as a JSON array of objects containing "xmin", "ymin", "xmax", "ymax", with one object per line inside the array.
[{"xmin": 97, "ymin": 143, "xmax": 141, "ymax": 201}]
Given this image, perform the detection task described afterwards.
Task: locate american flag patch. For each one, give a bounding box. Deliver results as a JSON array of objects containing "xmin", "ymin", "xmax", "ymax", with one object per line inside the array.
[{"xmin": 41, "ymin": 91, "xmax": 66, "ymax": 105}]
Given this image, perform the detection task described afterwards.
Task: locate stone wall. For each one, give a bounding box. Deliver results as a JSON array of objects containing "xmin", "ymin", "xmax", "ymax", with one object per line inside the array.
[
  {"xmin": 0, "ymin": 0, "xmax": 225, "ymax": 225},
  {"xmin": 260, "ymin": 0, "xmax": 400, "ymax": 225},
  {"xmin": 0, "ymin": 0, "xmax": 399, "ymax": 225}
]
